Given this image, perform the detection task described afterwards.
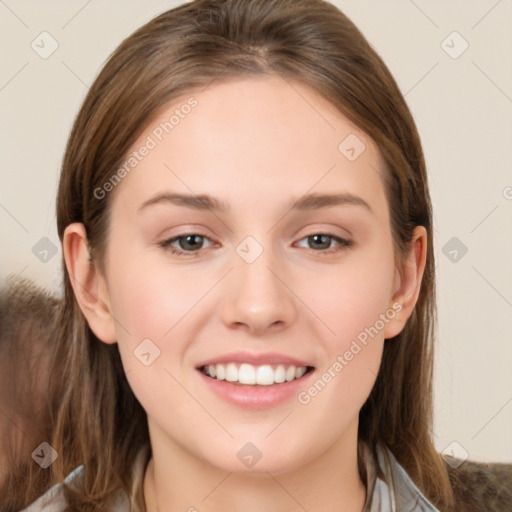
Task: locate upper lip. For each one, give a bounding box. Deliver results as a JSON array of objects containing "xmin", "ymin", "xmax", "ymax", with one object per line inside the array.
[{"xmin": 196, "ymin": 351, "xmax": 313, "ymax": 368}]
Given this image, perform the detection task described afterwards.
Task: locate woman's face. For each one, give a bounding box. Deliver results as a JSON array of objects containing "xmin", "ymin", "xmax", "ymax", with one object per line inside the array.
[{"xmin": 96, "ymin": 76, "xmax": 409, "ymax": 473}]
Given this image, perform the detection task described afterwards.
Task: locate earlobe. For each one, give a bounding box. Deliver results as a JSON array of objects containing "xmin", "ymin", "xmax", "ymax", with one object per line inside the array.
[
  {"xmin": 62, "ymin": 223, "xmax": 117, "ymax": 344},
  {"xmin": 383, "ymin": 226, "xmax": 428, "ymax": 340}
]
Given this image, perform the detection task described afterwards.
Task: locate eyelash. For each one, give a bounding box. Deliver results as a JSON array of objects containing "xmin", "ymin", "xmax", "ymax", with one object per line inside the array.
[{"xmin": 158, "ymin": 232, "xmax": 353, "ymax": 257}]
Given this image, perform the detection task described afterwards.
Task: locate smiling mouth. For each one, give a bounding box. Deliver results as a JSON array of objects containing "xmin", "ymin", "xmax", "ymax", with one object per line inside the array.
[{"xmin": 199, "ymin": 363, "xmax": 314, "ymax": 386}]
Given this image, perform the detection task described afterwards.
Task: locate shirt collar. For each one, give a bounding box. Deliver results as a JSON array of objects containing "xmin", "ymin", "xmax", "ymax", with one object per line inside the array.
[
  {"xmin": 359, "ymin": 440, "xmax": 440, "ymax": 511},
  {"xmin": 23, "ymin": 440, "xmax": 440, "ymax": 511}
]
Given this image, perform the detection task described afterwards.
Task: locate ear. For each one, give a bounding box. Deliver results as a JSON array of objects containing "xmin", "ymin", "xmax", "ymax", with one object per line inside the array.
[
  {"xmin": 62, "ymin": 223, "xmax": 117, "ymax": 344},
  {"xmin": 383, "ymin": 226, "xmax": 428, "ymax": 340}
]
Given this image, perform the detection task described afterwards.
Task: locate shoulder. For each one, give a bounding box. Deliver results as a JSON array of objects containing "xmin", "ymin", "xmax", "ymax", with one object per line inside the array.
[
  {"xmin": 20, "ymin": 466, "xmax": 83, "ymax": 512},
  {"xmin": 377, "ymin": 446, "xmax": 440, "ymax": 511},
  {"xmin": 383, "ymin": 446, "xmax": 512, "ymax": 512},
  {"xmin": 359, "ymin": 440, "xmax": 440, "ymax": 511},
  {"xmin": 445, "ymin": 457, "xmax": 512, "ymax": 512},
  {"xmin": 20, "ymin": 446, "xmax": 150, "ymax": 511}
]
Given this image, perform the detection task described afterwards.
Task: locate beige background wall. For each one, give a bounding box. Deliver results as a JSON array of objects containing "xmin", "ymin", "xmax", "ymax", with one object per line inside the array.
[{"xmin": 1, "ymin": 1, "xmax": 511, "ymax": 463}]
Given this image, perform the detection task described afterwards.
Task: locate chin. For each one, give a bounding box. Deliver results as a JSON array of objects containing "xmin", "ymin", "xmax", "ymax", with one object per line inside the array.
[{"xmin": 196, "ymin": 435, "xmax": 315, "ymax": 476}]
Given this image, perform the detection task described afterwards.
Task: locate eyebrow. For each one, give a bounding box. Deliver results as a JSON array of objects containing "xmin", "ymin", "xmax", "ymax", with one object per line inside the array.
[{"xmin": 138, "ymin": 192, "xmax": 373, "ymax": 214}]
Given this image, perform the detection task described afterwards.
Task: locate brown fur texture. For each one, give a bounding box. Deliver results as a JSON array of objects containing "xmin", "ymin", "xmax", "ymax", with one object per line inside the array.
[
  {"xmin": 0, "ymin": 277, "xmax": 60, "ymax": 510},
  {"xmin": 446, "ymin": 458, "xmax": 512, "ymax": 511}
]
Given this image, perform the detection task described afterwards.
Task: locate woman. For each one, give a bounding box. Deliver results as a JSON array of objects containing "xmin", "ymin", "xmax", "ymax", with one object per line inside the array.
[{"xmin": 15, "ymin": 0, "xmax": 511, "ymax": 510}]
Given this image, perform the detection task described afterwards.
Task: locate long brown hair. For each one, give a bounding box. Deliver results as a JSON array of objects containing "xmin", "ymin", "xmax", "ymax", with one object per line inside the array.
[{"xmin": 17, "ymin": 0, "xmax": 454, "ymax": 509}]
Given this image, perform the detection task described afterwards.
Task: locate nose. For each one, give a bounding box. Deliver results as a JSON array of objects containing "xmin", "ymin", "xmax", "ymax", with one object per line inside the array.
[{"xmin": 220, "ymin": 242, "xmax": 297, "ymax": 335}]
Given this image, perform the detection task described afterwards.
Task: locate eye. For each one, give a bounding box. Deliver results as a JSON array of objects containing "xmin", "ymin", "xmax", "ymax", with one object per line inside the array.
[
  {"xmin": 159, "ymin": 232, "xmax": 353, "ymax": 257},
  {"xmin": 295, "ymin": 233, "xmax": 353, "ymax": 253},
  {"xmin": 159, "ymin": 233, "xmax": 214, "ymax": 256}
]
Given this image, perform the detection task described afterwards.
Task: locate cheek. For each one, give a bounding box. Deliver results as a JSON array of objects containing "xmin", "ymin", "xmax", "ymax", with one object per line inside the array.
[
  {"xmin": 104, "ymin": 252, "xmax": 212, "ymax": 403},
  {"xmin": 298, "ymin": 338, "xmax": 384, "ymax": 444},
  {"xmin": 294, "ymin": 246, "xmax": 394, "ymax": 408},
  {"xmin": 298, "ymin": 247, "xmax": 396, "ymax": 347},
  {"xmin": 106, "ymin": 265, "xmax": 191, "ymax": 421},
  {"xmin": 107, "ymin": 250, "xmax": 204, "ymax": 341}
]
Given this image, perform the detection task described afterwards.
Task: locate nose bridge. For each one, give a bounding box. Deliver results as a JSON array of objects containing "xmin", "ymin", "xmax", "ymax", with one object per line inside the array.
[{"xmin": 221, "ymin": 234, "xmax": 296, "ymax": 332}]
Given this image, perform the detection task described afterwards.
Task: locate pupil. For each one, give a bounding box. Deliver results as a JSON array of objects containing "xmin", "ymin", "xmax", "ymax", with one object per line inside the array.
[
  {"xmin": 183, "ymin": 235, "xmax": 202, "ymax": 250},
  {"xmin": 311, "ymin": 234, "xmax": 329, "ymax": 249}
]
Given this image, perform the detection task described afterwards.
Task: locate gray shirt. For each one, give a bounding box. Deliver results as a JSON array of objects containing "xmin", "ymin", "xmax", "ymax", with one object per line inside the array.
[{"xmin": 21, "ymin": 441, "xmax": 439, "ymax": 511}]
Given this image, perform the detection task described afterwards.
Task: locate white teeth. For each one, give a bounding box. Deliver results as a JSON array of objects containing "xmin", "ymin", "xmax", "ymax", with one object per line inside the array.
[
  {"xmin": 202, "ymin": 363, "xmax": 309, "ymax": 385},
  {"xmin": 274, "ymin": 365, "xmax": 286, "ymax": 383},
  {"xmin": 216, "ymin": 364, "xmax": 226, "ymax": 380},
  {"xmin": 239, "ymin": 363, "xmax": 256, "ymax": 385},
  {"xmin": 285, "ymin": 365, "xmax": 296, "ymax": 382},
  {"xmin": 295, "ymin": 366, "xmax": 307, "ymax": 379},
  {"xmin": 226, "ymin": 363, "xmax": 238, "ymax": 382},
  {"xmin": 255, "ymin": 365, "xmax": 274, "ymax": 386}
]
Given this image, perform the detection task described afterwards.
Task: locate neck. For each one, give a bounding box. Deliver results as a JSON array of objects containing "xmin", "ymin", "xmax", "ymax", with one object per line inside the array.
[{"xmin": 143, "ymin": 421, "xmax": 367, "ymax": 512}]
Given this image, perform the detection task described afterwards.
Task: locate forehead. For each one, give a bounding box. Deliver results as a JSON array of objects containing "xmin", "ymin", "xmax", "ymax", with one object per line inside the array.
[{"xmin": 110, "ymin": 75, "xmax": 388, "ymax": 219}]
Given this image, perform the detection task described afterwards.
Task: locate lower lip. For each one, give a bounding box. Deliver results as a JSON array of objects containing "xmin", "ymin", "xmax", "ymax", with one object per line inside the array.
[{"xmin": 198, "ymin": 369, "xmax": 315, "ymax": 409}]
